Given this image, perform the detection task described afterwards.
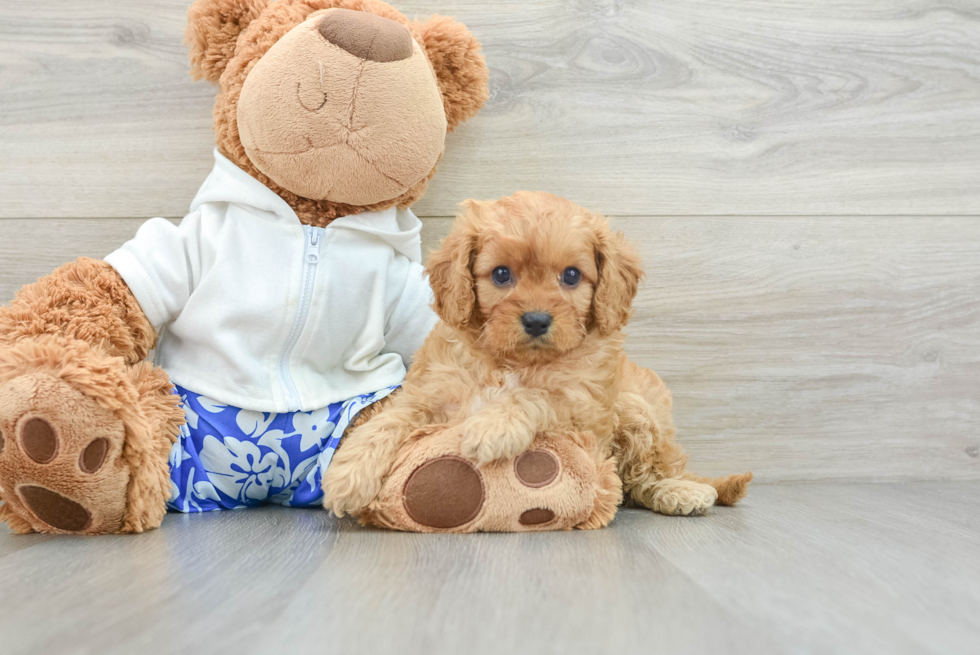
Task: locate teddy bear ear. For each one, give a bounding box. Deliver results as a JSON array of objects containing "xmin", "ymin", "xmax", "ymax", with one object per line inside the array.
[
  {"xmin": 414, "ymin": 15, "xmax": 490, "ymax": 132},
  {"xmin": 185, "ymin": 0, "xmax": 270, "ymax": 83}
]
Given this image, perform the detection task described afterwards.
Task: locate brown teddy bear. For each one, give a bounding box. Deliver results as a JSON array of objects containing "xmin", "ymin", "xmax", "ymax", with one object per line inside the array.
[{"xmin": 0, "ymin": 0, "xmax": 609, "ymax": 535}]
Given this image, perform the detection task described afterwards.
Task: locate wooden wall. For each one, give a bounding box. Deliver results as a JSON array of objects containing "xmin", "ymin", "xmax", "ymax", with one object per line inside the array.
[{"xmin": 1, "ymin": 1, "xmax": 978, "ymax": 481}]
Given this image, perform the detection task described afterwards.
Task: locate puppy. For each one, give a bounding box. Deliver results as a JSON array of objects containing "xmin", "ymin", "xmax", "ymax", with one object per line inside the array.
[{"xmin": 323, "ymin": 191, "xmax": 751, "ymax": 521}]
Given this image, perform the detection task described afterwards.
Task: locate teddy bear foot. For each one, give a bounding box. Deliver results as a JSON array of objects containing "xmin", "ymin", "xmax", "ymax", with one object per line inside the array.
[
  {"xmin": 0, "ymin": 373, "xmax": 132, "ymax": 534},
  {"xmin": 361, "ymin": 427, "xmax": 621, "ymax": 533}
]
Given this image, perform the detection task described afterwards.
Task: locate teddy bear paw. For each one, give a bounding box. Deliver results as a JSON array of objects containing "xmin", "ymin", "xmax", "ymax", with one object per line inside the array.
[
  {"xmin": 400, "ymin": 449, "xmax": 566, "ymax": 530},
  {"xmin": 366, "ymin": 429, "xmax": 611, "ymax": 532},
  {"xmin": 0, "ymin": 373, "xmax": 130, "ymax": 534}
]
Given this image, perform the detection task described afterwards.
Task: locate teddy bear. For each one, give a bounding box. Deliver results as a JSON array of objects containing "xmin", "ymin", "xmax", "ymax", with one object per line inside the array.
[{"xmin": 0, "ymin": 0, "xmax": 611, "ymax": 535}]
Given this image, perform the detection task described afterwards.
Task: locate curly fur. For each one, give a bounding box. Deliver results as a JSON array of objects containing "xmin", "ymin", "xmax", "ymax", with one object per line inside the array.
[{"xmin": 323, "ymin": 192, "xmax": 752, "ymax": 518}]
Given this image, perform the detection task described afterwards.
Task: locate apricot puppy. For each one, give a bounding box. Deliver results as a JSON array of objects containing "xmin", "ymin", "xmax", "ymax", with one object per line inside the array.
[{"xmin": 323, "ymin": 191, "xmax": 752, "ymax": 518}]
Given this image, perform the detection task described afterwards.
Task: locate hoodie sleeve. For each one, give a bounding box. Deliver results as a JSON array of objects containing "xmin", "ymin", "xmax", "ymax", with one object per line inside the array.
[
  {"xmin": 103, "ymin": 212, "xmax": 206, "ymax": 328},
  {"xmin": 382, "ymin": 260, "xmax": 438, "ymax": 367}
]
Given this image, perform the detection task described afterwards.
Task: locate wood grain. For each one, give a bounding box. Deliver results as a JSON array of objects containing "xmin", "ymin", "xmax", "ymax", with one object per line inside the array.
[
  {"xmin": 2, "ymin": 1, "xmax": 980, "ymax": 218},
  {"xmin": 0, "ymin": 483, "xmax": 977, "ymax": 655},
  {"xmin": 2, "ymin": 216, "xmax": 977, "ymax": 482},
  {"xmin": 635, "ymin": 482, "xmax": 980, "ymax": 655}
]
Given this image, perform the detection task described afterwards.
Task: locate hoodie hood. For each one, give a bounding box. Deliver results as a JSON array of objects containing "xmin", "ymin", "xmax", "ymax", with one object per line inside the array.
[{"xmin": 190, "ymin": 149, "xmax": 423, "ymax": 263}]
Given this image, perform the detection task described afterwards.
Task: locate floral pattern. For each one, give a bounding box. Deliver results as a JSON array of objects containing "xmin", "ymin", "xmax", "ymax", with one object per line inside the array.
[{"xmin": 167, "ymin": 384, "xmax": 397, "ymax": 512}]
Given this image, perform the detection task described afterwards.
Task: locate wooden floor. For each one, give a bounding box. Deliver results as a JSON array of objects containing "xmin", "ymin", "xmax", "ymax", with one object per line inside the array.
[{"xmin": 1, "ymin": 482, "xmax": 978, "ymax": 655}]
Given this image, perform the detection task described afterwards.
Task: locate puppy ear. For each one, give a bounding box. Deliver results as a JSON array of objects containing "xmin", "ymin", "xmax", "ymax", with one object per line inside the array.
[
  {"xmin": 186, "ymin": 0, "xmax": 270, "ymax": 83},
  {"xmin": 426, "ymin": 201, "xmax": 482, "ymax": 331},
  {"xmin": 414, "ymin": 15, "xmax": 490, "ymax": 132},
  {"xmin": 591, "ymin": 218, "xmax": 644, "ymax": 336}
]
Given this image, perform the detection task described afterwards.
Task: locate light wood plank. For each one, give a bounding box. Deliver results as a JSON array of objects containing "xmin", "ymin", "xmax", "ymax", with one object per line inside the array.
[
  {"xmin": 626, "ymin": 216, "xmax": 980, "ymax": 482},
  {"xmin": 256, "ymin": 510, "xmax": 781, "ymax": 655},
  {"xmin": 0, "ymin": 218, "xmax": 152, "ymax": 298},
  {"xmin": 2, "ymin": 1, "xmax": 980, "ymax": 218},
  {"xmin": 633, "ymin": 482, "xmax": 980, "ymax": 655},
  {"xmin": 1, "ymin": 216, "xmax": 978, "ymax": 482},
  {"xmin": 0, "ymin": 483, "xmax": 977, "ymax": 655}
]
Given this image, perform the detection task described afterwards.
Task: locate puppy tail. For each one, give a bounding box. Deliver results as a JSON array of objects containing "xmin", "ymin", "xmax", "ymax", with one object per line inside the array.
[{"xmin": 684, "ymin": 471, "xmax": 753, "ymax": 506}]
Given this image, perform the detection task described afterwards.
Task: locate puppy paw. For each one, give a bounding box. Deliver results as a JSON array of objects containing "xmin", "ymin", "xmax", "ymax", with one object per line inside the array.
[
  {"xmin": 459, "ymin": 416, "xmax": 533, "ymax": 465},
  {"xmin": 646, "ymin": 479, "xmax": 718, "ymax": 516},
  {"xmin": 321, "ymin": 453, "xmax": 382, "ymax": 517}
]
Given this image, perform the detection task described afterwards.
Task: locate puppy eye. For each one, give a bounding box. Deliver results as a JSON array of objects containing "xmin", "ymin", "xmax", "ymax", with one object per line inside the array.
[
  {"xmin": 561, "ymin": 267, "xmax": 581, "ymax": 287},
  {"xmin": 492, "ymin": 266, "xmax": 512, "ymax": 286}
]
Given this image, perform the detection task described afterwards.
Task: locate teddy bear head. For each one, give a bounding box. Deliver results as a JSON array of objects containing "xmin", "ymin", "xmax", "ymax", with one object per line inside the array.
[{"xmin": 186, "ymin": 0, "xmax": 489, "ymax": 224}]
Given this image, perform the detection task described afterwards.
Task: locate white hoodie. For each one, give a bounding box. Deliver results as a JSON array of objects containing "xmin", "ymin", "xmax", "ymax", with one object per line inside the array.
[{"xmin": 105, "ymin": 149, "xmax": 437, "ymax": 413}]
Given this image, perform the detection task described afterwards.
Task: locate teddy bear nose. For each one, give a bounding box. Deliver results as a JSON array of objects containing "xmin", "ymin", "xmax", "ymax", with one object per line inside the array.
[{"xmin": 317, "ymin": 9, "xmax": 413, "ymax": 63}]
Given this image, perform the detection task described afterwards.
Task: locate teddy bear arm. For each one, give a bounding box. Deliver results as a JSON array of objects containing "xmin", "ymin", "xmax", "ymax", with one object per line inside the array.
[
  {"xmin": 0, "ymin": 257, "xmax": 155, "ymax": 364},
  {"xmin": 0, "ymin": 258, "xmax": 178, "ymax": 534}
]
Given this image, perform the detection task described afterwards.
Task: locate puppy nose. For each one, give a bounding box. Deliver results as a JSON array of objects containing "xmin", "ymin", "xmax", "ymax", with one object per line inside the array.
[
  {"xmin": 317, "ymin": 9, "xmax": 413, "ymax": 63},
  {"xmin": 521, "ymin": 312, "xmax": 553, "ymax": 337}
]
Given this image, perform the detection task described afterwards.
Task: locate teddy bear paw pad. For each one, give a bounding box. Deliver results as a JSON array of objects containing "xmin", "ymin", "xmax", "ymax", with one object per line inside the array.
[
  {"xmin": 17, "ymin": 485, "xmax": 92, "ymax": 532},
  {"xmin": 514, "ymin": 449, "xmax": 559, "ymax": 487},
  {"xmin": 518, "ymin": 508, "xmax": 555, "ymax": 525},
  {"xmin": 402, "ymin": 456, "xmax": 485, "ymax": 529},
  {"xmin": 21, "ymin": 418, "xmax": 59, "ymax": 464}
]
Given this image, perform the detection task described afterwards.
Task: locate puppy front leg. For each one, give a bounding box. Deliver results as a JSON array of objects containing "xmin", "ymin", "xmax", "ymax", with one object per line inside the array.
[
  {"xmin": 322, "ymin": 403, "xmax": 428, "ymax": 516},
  {"xmin": 460, "ymin": 388, "xmax": 555, "ymax": 465}
]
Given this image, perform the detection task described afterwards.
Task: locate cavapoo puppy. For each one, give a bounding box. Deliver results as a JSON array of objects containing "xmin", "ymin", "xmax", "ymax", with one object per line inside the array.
[{"xmin": 323, "ymin": 191, "xmax": 751, "ymax": 520}]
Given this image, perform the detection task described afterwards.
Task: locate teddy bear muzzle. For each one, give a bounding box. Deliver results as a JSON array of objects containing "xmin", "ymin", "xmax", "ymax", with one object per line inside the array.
[{"xmin": 236, "ymin": 8, "xmax": 448, "ymax": 206}]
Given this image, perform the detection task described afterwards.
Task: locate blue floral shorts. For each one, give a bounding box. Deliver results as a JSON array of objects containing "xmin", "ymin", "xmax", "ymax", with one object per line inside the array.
[{"xmin": 166, "ymin": 384, "xmax": 397, "ymax": 512}]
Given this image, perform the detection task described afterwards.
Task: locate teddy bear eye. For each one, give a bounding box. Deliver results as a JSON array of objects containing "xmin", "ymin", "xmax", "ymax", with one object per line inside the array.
[
  {"xmin": 562, "ymin": 267, "xmax": 581, "ymax": 287},
  {"xmin": 492, "ymin": 266, "xmax": 512, "ymax": 285}
]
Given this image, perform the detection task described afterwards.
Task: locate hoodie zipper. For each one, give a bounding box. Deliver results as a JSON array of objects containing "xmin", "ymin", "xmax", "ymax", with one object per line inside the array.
[{"xmin": 278, "ymin": 225, "xmax": 324, "ymax": 410}]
